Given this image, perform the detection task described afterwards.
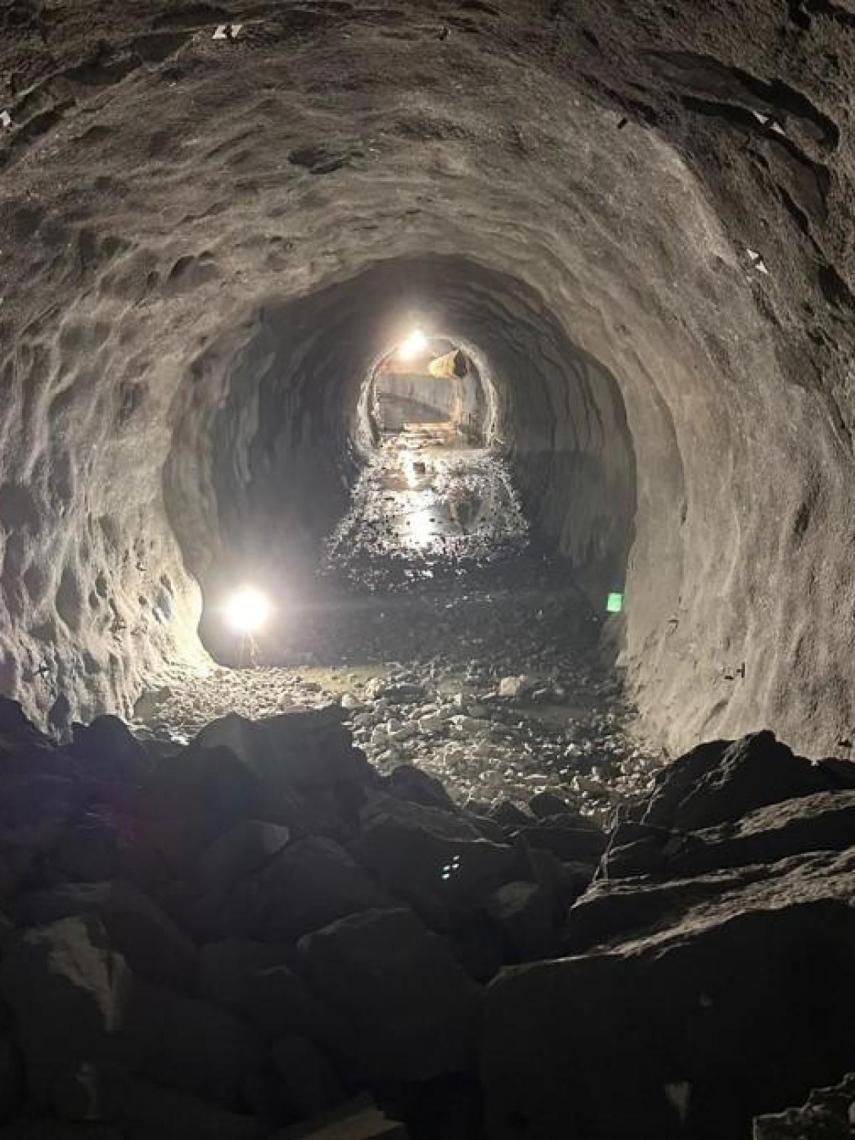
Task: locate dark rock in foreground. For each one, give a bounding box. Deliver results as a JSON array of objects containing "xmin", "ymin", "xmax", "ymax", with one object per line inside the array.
[
  {"xmin": 0, "ymin": 695, "xmax": 852, "ymax": 1139},
  {"xmin": 298, "ymin": 908, "xmax": 481, "ymax": 1083},
  {"xmin": 484, "ymin": 846, "xmax": 855, "ymax": 1138},
  {"xmin": 753, "ymin": 1072, "xmax": 855, "ymax": 1139}
]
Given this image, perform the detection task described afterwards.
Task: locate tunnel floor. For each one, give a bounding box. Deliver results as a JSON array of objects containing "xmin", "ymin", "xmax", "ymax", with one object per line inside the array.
[
  {"xmin": 137, "ymin": 427, "xmax": 658, "ymax": 815},
  {"xmin": 324, "ymin": 424, "xmax": 527, "ymax": 590}
]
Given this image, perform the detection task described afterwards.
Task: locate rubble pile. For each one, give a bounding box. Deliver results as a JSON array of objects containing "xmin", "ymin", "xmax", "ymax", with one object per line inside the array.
[
  {"xmin": 141, "ymin": 554, "xmax": 657, "ymax": 819},
  {"xmin": 0, "ymin": 697, "xmax": 852, "ymax": 1139}
]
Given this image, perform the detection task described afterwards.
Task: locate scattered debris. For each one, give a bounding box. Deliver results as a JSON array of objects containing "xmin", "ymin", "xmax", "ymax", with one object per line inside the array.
[{"xmin": 141, "ymin": 423, "xmax": 657, "ymax": 817}]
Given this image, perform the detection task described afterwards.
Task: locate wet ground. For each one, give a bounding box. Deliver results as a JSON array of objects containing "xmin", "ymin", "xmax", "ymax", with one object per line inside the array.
[
  {"xmin": 139, "ymin": 426, "xmax": 661, "ymax": 819},
  {"xmin": 323, "ymin": 424, "xmax": 528, "ymax": 591}
]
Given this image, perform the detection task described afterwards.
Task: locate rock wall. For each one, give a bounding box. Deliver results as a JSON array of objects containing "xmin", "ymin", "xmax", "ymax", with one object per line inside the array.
[{"xmin": 1, "ymin": 1, "xmax": 854, "ymax": 755}]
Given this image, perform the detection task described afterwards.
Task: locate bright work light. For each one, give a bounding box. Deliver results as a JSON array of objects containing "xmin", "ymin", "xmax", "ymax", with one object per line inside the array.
[
  {"xmin": 398, "ymin": 328, "xmax": 428, "ymax": 362},
  {"xmin": 225, "ymin": 586, "xmax": 271, "ymax": 634}
]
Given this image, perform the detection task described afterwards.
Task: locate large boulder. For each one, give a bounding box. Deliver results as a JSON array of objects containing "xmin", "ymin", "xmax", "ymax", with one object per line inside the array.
[
  {"xmin": 48, "ymin": 813, "xmax": 123, "ymax": 884},
  {"xmin": 0, "ymin": 915, "xmax": 131, "ymax": 1103},
  {"xmin": 196, "ymin": 820, "xmax": 291, "ymax": 892},
  {"xmin": 68, "ymin": 716, "xmax": 150, "ymax": 787},
  {"xmin": 103, "ymin": 1074, "xmax": 265, "ymax": 1140},
  {"xmin": 385, "ymin": 766, "xmax": 456, "ymax": 813},
  {"xmin": 121, "ymin": 979, "xmax": 262, "ymax": 1108},
  {"xmin": 604, "ymin": 790, "xmax": 855, "ymax": 880},
  {"xmin": 527, "ymin": 791, "xmax": 579, "ymax": 821},
  {"xmin": 199, "ymin": 940, "xmax": 349, "ymax": 1051},
  {"xmin": 642, "ymin": 731, "xmax": 838, "ymax": 832},
  {"xmin": 15, "ymin": 880, "xmax": 197, "ymax": 989},
  {"xmin": 239, "ymin": 837, "xmax": 391, "ymax": 942},
  {"xmin": 54, "ymin": 1067, "xmax": 265, "ymax": 1140},
  {"xmin": 351, "ymin": 797, "xmax": 516, "ymax": 922},
  {"xmin": 484, "ymin": 881, "xmax": 559, "ymax": 961},
  {"xmin": 193, "ymin": 709, "xmax": 374, "ymax": 836},
  {"xmin": 139, "ymin": 745, "xmax": 260, "ymax": 871},
  {"xmin": 271, "ymin": 1035, "xmax": 345, "ymax": 1120},
  {"xmin": 511, "ymin": 820, "xmax": 607, "ymax": 863},
  {"xmin": 753, "ymin": 1071, "xmax": 855, "ymax": 1139},
  {"xmin": 564, "ymin": 855, "xmax": 807, "ymax": 953},
  {"xmin": 298, "ymin": 908, "xmax": 481, "ymax": 1084},
  {"xmin": 0, "ymin": 775, "xmax": 84, "ymax": 833},
  {"xmin": 668, "ymin": 789, "xmax": 855, "ymax": 876},
  {"xmin": 482, "ymin": 846, "xmax": 855, "ymax": 1139}
]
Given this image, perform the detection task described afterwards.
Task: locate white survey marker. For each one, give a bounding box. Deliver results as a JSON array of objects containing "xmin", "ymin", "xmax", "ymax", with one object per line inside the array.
[
  {"xmin": 213, "ymin": 23, "xmax": 243, "ymax": 39},
  {"xmin": 746, "ymin": 248, "xmax": 770, "ymax": 276},
  {"xmin": 751, "ymin": 109, "xmax": 786, "ymax": 136}
]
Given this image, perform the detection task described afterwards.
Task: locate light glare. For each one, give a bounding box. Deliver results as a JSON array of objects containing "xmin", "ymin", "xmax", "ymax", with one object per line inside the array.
[
  {"xmin": 398, "ymin": 328, "xmax": 428, "ymax": 362},
  {"xmin": 225, "ymin": 586, "xmax": 271, "ymax": 634}
]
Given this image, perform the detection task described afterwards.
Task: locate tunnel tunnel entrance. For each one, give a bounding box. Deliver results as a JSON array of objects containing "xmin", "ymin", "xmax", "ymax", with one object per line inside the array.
[
  {"xmin": 150, "ymin": 256, "xmax": 645, "ymax": 808},
  {"xmin": 162, "ymin": 255, "xmax": 638, "ymax": 677},
  {"xmin": 368, "ymin": 335, "xmax": 488, "ymax": 444},
  {"xmin": 325, "ymin": 327, "xmax": 526, "ymax": 590}
]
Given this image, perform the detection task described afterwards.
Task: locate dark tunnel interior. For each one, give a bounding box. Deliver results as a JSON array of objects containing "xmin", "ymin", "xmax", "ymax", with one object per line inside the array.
[
  {"xmin": 1, "ymin": 3, "xmax": 855, "ymax": 1139},
  {"xmin": 163, "ymin": 257, "xmax": 636, "ymax": 661}
]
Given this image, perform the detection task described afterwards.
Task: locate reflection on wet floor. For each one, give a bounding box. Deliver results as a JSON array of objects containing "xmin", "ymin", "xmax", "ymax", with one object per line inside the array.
[{"xmin": 324, "ymin": 423, "xmax": 528, "ymax": 590}]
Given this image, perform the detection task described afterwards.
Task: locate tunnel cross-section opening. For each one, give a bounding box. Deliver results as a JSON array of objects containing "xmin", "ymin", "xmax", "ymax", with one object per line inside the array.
[
  {"xmin": 161, "ymin": 257, "xmax": 637, "ymax": 672},
  {"xmin": 327, "ymin": 329, "xmax": 526, "ymax": 588},
  {"xmin": 3, "ymin": 7, "xmax": 855, "ymax": 1139},
  {"xmin": 368, "ymin": 335, "xmax": 488, "ymax": 445}
]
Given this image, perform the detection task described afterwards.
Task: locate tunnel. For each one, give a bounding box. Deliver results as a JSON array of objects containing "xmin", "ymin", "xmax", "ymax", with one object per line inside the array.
[
  {"xmin": 1, "ymin": 3, "xmax": 854, "ymax": 1139},
  {"xmin": 3, "ymin": 0, "xmax": 851, "ymax": 756}
]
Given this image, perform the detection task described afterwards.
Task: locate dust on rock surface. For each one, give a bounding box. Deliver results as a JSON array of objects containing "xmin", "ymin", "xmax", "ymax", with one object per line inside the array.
[{"xmin": 139, "ymin": 427, "xmax": 659, "ymax": 819}]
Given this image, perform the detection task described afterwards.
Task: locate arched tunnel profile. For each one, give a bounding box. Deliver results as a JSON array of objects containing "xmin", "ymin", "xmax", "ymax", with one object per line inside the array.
[
  {"xmin": 1, "ymin": 4, "xmax": 855, "ymax": 1140},
  {"xmin": 164, "ymin": 256, "xmax": 637, "ymax": 663}
]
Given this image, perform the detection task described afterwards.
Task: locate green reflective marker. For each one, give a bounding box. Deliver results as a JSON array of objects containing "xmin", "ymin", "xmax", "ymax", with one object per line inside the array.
[{"xmin": 606, "ymin": 592, "xmax": 623, "ymax": 614}]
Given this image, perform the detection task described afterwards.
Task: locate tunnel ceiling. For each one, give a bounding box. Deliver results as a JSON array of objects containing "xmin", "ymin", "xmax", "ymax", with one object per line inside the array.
[{"xmin": 1, "ymin": 0, "xmax": 854, "ymax": 754}]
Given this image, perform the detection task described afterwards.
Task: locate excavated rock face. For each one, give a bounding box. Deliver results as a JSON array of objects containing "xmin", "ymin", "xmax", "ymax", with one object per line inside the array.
[{"xmin": 1, "ymin": 1, "xmax": 854, "ymax": 753}]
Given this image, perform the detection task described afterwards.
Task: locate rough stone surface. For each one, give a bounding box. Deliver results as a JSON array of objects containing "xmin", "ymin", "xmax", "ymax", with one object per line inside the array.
[
  {"xmin": 3, "ymin": 1, "xmax": 855, "ymax": 767},
  {"xmin": 14, "ymin": 881, "xmax": 197, "ymax": 989},
  {"xmin": 269, "ymin": 1098, "xmax": 408, "ymax": 1139},
  {"xmin": 298, "ymin": 908, "xmax": 481, "ymax": 1083},
  {"xmin": 102, "ymin": 1074, "xmax": 266, "ymax": 1140},
  {"xmin": 121, "ymin": 979, "xmax": 262, "ymax": 1108},
  {"xmin": 0, "ymin": 915, "xmax": 130, "ymax": 1103},
  {"xmin": 198, "ymin": 940, "xmax": 348, "ymax": 1051},
  {"xmin": 239, "ymin": 836, "xmax": 392, "ymax": 943},
  {"xmin": 605, "ymin": 789, "xmax": 855, "ymax": 879},
  {"xmin": 0, "ymin": 702, "xmax": 850, "ymax": 1139},
  {"xmin": 485, "ymin": 847, "xmax": 855, "ymax": 1139},
  {"xmin": 642, "ymin": 731, "xmax": 840, "ymax": 832},
  {"xmin": 753, "ymin": 1072, "xmax": 855, "ymax": 1140}
]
